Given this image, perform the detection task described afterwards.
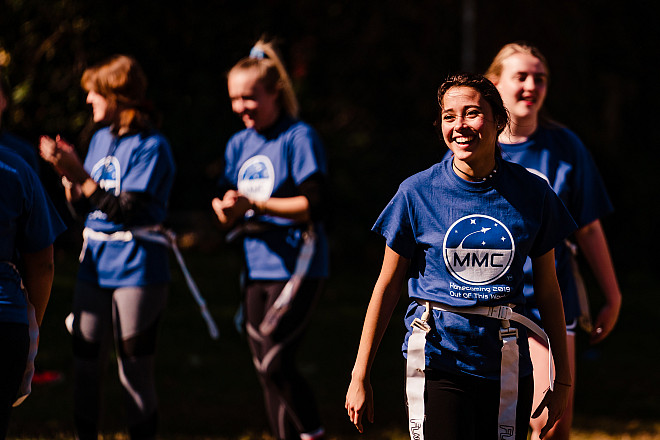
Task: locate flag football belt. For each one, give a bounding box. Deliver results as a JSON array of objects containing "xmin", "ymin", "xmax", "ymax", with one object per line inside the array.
[
  {"xmin": 225, "ymin": 220, "xmax": 300, "ymax": 243},
  {"xmin": 406, "ymin": 299, "xmax": 554, "ymax": 440},
  {"xmin": 257, "ymin": 225, "xmax": 316, "ymax": 336},
  {"xmin": 79, "ymin": 226, "xmax": 219, "ymax": 339},
  {"xmin": 1, "ymin": 261, "xmax": 39, "ymax": 407},
  {"xmin": 224, "ymin": 221, "xmax": 317, "ymax": 336},
  {"xmin": 565, "ymin": 239, "xmax": 593, "ymax": 333}
]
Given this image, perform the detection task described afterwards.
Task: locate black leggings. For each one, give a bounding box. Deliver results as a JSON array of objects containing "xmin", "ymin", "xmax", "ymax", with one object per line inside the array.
[
  {"xmin": 421, "ymin": 369, "xmax": 534, "ymax": 440},
  {"xmin": 71, "ymin": 281, "xmax": 167, "ymax": 440},
  {"xmin": 0, "ymin": 322, "xmax": 29, "ymax": 440},
  {"xmin": 244, "ymin": 278, "xmax": 324, "ymax": 440}
]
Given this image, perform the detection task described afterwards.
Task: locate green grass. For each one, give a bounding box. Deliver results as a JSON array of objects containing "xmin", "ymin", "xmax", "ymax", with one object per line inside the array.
[{"xmin": 6, "ymin": 242, "xmax": 659, "ymax": 439}]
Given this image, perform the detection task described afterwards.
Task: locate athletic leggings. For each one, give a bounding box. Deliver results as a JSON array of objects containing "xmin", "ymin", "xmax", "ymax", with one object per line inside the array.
[
  {"xmin": 244, "ymin": 278, "xmax": 324, "ymax": 440},
  {"xmin": 0, "ymin": 322, "xmax": 29, "ymax": 440},
  {"xmin": 419, "ymin": 369, "xmax": 534, "ymax": 440},
  {"xmin": 71, "ymin": 281, "xmax": 167, "ymax": 440}
]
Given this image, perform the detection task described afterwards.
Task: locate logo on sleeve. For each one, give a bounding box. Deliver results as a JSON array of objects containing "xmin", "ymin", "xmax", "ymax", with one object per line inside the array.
[
  {"xmin": 443, "ymin": 215, "xmax": 514, "ymax": 285},
  {"xmin": 91, "ymin": 157, "xmax": 121, "ymax": 196},
  {"xmin": 237, "ymin": 155, "xmax": 275, "ymax": 201}
]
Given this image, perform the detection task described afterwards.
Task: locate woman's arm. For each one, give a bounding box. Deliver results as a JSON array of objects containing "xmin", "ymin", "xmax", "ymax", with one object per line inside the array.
[
  {"xmin": 574, "ymin": 219, "xmax": 622, "ymax": 343},
  {"xmin": 530, "ymin": 249, "xmax": 572, "ymax": 438},
  {"xmin": 250, "ymin": 173, "xmax": 327, "ymax": 223},
  {"xmin": 20, "ymin": 245, "xmax": 55, "ymax": 327},
  {"xmin": 43, "ymin": 136, "xmax": 156, "ymax": 223},
  {"xmin": 251, "ymin": 195, "xmax": 311, "ymax": 222},
  {"xmin": 212, "ymin": 177, "xmax": 322, "ymax": 228},
  {"xmin": 345, "ymin": 246, "xmax": 410, "ymax": 433}
]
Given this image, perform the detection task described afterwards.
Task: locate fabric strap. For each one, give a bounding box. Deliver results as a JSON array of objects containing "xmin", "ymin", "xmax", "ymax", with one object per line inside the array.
[
  {"xmin": 498, "ymin": 326, "xmax": 519, "ymax": 438},
  {"xmin": 406, "ymin": 304, "xmax": 431, "ymax": 440},
  {"xmin": 566, "ymin": 240, "xmax": 593, "ymax": 333},
  {"xmin": 258, "ymin": 226, "xmax": 316, "ymax": 335},
  {"xmin": 405, "ymin": 300, "xmax": 554, "ymax": 440},
  {"xmin": 80, "ymin": 226, "xmax": 219, "ymax": 339}
]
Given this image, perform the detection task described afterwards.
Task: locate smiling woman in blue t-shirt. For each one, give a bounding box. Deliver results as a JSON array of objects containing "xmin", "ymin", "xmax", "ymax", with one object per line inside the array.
[
  {"xmin": 40, "ymin": 55, "xmax": 175, "ymax": 440},
  {"xmin": 345, "ymin": 73, "xmax": 576, "ymax": 440}
]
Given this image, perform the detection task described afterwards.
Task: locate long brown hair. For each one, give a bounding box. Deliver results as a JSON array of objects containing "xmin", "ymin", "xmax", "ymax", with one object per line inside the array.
[{"xmin": 81, "ymin": 55, "xmax": 152, "ymax": 135}]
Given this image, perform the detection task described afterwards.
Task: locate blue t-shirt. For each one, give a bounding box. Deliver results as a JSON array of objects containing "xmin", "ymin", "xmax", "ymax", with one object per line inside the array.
[
  {"xmin": 221, "ymin": 115, "xmax": 329, "ymax": 280},
  {"xmin": 0, "ymin": 147, "xmax": 66, "ymax": 324},
  {"xmin": 78, "ymin": 127, "xmax": 176, "ymax": 288},
  {"xmin": 499, "ymin": 124, "xmax": 613, "ymax": 324},
  {"xmin": 0, "ymin": 130, "xmax": 40, "ymax": 172},
  {"xmin": 373, "ymin": 158, "xmax": 576, "ymax": 379}
]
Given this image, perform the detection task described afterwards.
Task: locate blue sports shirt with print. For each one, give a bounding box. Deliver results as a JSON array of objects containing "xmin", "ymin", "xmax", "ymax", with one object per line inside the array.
[{"xmin": 374, "ymin": 157, "xmax": 576, "ymax": 379}]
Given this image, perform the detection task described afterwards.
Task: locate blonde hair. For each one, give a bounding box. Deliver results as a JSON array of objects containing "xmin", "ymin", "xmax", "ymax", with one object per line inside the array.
[
  {"xmin": 485, "ymin": 42, "xmax": 559, "ymax": 126},
  {"xmin": 484, "ymin": 42, "xmax": 550, "ymax": 83},
  {"xmin": 81, "ymin": 54, "xmax": 152, "ymax": 135},
  {"xmin": 228, "ymin": 38, "xmax": 299, "ymax": 119}
]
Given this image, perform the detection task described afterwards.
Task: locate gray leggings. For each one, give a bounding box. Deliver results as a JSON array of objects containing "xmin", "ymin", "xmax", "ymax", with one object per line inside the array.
[{"xmin": 70, "ymin": 281, "xmax": 167, "ymax": 440}]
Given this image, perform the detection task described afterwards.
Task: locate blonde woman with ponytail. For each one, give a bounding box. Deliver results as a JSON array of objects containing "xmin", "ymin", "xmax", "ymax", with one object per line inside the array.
[{"xmin": 213, "ymin": 39, "xmax": 329, "ymax": 440}]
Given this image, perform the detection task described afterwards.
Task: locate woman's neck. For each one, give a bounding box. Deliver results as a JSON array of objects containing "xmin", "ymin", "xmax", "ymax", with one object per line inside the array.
[
  {"xmin": 500, "ymin": 115, "xmax": 538, "ymax": 144},
  {"xmin": 452, "ymin": 157, "xmax": 498, "ymax": 182},
  {"xmin": 256, "ymin": 109, "xmax": 283, "ymax": 134}
]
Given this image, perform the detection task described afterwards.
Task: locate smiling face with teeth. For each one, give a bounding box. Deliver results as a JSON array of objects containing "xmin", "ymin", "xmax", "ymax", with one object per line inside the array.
[
  {"xmin": 492, "ymin": 53, "xmax": 548, "ymax": 126},
  {"xmin": 440, "ymin": 86, "xmax": 499, "ymax": 175}
]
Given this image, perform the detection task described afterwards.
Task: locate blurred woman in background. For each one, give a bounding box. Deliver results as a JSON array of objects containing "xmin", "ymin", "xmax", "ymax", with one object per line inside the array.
[
  {"xmin": 212, "ymin": 38, "xmax": 329, "ymax": 440},
  {"xmin": 485, "ymin": 42, "xmax": 622, "ymax": 440},
  {"xmin": 0, "ymin": 144, "xmax": 64, "ymax": 438},
  {"xmin": 40, "ymin": 54, "xmax": 175, "ymax": 440}
]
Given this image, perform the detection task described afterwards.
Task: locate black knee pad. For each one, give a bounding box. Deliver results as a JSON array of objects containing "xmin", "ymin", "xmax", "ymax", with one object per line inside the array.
[{"xmin": 118, "ymin": 319, "xmax": 159, "ymax": 358}]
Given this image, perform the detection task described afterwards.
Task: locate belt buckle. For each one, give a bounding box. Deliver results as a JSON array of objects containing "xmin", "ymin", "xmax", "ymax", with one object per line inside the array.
[
  {"xmin": 499, "ymin": 327, "xmax": 519, "ymax": 340},
  {"xmin": 489, "ymin": 305, "xmax": 513, "ymax": 320},
  {"xmin": 411, "ymin": 318, "xmax": 431, "ymax": 333}
]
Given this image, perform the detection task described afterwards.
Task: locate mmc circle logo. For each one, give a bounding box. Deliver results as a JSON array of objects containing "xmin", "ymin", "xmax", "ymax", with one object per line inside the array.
[
  {"xmin": 237, "ymin": 155, "xmax": 275, "ymax": 201},
  {"xmin": 443, "ymin": 214, "xmax": 514, "ymax": 285},
  {"xmin": 90, "ymin": 157, "xmax": 121, "ymax": 196}
]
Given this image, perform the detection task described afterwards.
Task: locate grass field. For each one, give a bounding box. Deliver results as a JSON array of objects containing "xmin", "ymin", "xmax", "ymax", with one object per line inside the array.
[{"xmin": 6, "ymin": 228, "xmax": 659, "ymax": 439}]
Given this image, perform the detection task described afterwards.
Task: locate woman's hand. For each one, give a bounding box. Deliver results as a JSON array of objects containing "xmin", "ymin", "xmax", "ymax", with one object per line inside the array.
[
  {"xmin": 211, "ymin": 190, "xmax": 252, "ymax": 228},
  {"xmin": 590, "ymin": 296, "xmax": 621, "ymax": 344},
  {"xmin": 573, "ymin": 219, "xmax": 622, "ymax": 344},
  {"xmin": 345, "ymin": 375, "xmax": 374, "ymax": 433},
  {"xmin": 39, "ymin": 136, "xmax": 61, "ymax": 172},
  {"xmin": 39, "ymin": 135, "xmax": 86, "ymax": 182},
  {"xmin": 531, "ymin": 382, "xmax": 571, "ymax": 439}
]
